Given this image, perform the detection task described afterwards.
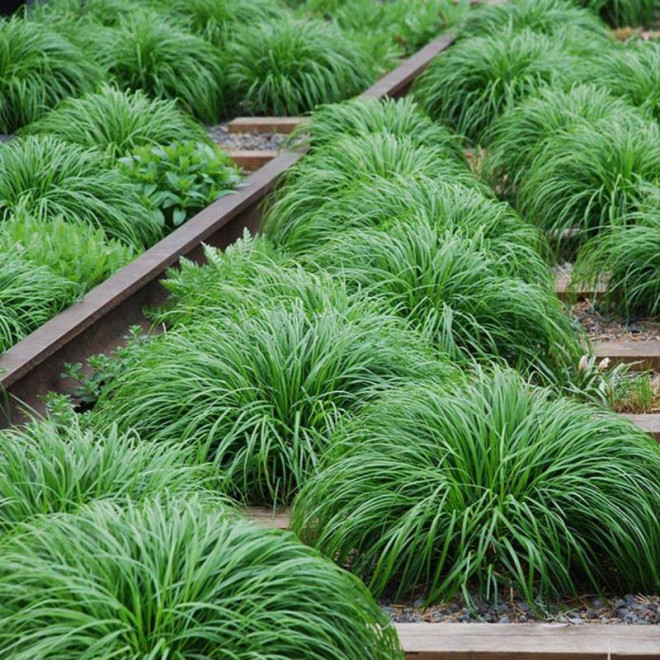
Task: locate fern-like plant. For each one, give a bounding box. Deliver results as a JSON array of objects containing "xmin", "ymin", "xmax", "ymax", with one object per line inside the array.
[
  {"xmin": 23, "ymin": 85, "xmax": 209, "ymax": 160},
  {"xmin": 225, "ymin": 18, "xmax": 373, "ymax": 115},
  {"xmin": 0, "ymin": 17, "xmax": 101, "ymax": 133},
  {"xmin": 292, "ymin": 369, "xmax": 660, "ymax": 603},
  {"xmin": 0, "ymin": 496, "xmax": 402, "ymax": 658},
  {"xmin": 0, "ymin": 136, "xmax": 162, "ymax": 250}
]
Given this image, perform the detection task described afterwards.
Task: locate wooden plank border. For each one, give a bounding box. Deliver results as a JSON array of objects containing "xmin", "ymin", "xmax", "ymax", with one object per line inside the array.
[
  {"xmin": 0, "ymin": 33, "xmax": 458, "ymax": 424},
  {"xmin": 226, "ymin": 117, "xmax": 304, "ymax": 134}
]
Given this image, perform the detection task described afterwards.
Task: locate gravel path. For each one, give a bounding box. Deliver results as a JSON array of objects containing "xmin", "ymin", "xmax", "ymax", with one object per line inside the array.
[
  {"xmin": 207, "ymin": 123, "xmax": 287, "ymax": 151},
  {"xmin": 382, "ymin": 592, "xmax": 660, "ymax": 625},
  {"xmin": 572, "ymin": 301, "xmax": 660, "ymax": 343}
]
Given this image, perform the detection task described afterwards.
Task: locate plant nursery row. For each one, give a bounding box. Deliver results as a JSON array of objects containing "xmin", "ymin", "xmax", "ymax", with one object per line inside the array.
[{"xmin": 0, "ymin": 0, "xmax": 659, "ymax": 657}]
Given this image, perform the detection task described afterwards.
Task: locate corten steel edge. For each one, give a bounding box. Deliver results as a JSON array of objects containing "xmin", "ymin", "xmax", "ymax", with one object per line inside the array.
[{"xmin": 0, "ymin": 32, "xmax": 457, "ymax": 426}]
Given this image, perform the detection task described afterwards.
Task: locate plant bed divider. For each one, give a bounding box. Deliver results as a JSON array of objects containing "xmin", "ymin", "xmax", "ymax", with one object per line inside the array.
[
  {"xmin": 229, "ymin": 150, "xmax": 281, "ymax": 172},
  {"xmin": 0, "ymin": 32, "xmax": 457, "ymax": 425},
  {"xmin": 226, "ymin": 117, "xmax": 304, "ymax": 134}
]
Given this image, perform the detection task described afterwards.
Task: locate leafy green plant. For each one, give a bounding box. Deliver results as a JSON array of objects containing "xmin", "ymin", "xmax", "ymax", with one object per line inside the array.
[
  {"xmin": 27, "ymin": 0, "xmax": 138, "ymax": 27},
  {"xmin": 23, "ymin": 85, "xmax": 209, "ymax": 160},
  {"xmin": 97, "ymin": 11, "xmax": 225, "ymax": 122},
  {"xmin": 573, "ymin": 189, "xmax": 660, "ymax": 319},
  {"xmin": 461, "ymin": 0, "xmax": 610, "ymax": 39},
  {"xmin": 0, "ymin": 17, "xmax": 101, "ymax": 133},
  {"xmin": 119, "ymin": 141, "xmax": 241, "ymax": 230},
  {"xmin": 291, "ymin": 96, "xmax": 465, "ymax": 160},
  {"xmin": 575, "ymin": 0, "xmax": 657, "ymax": 27},
  {"xmin": 517, "ymin": 116, "xmax": 660, "ymax": 248},
  {"xmin": 578, "ymin": 42, "xmax": 660, "ymax": 121},
  {"xmin": 311, "ymin": 216, "xmax": 583, "ymax": 382},
  {"xmin": 93, "ymin": 297, "xmax": 450, "ymax": 504},
  {"xmin": 0, "ymin": 415, "xmax": 204, "ymax": 534},
  {"xmin": 484, "ymin": 85, "xmax": 644, "ymax": 196},
  {"xmin": 264, "ymin": 132, "xmax": 479, "ymax": 242},
  {"xmin": 265, "ymin": 175, "xmax": 549, "ymax": 285},
  {"xmin": 0, "ymin": 135, "xmax": 162, "ymax": 250},
  {"xmin": 413, "ymin": 28, "xmax": 575, "ymax": 143},
  {"xmin": 150, "ymin": 0, "xmax": 289, "ymax": 46},
  {"xmin": 0, "ymin": 496, "xmax": 402, "ymax": 658},
  {"xmin": 225, "ymin": 18, "xmax": 373, "ymax": 115},
  {"xmin": 0, "ymin": 209, "xmax": 133, "ymax": 289},
  {"xmin": 292, "ymin": 369, "xmax": 660, "ymax": 603},
  {"xmin": 0, "ymin": 253, "xmax": 77, "ymax": 352}
]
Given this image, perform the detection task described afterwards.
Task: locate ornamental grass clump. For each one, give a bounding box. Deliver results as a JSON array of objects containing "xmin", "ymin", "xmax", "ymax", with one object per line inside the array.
[
  {"xmin": 0, "ymin": 136, "xmax": 162, "ymax": 250},
  {"xmin": 0, "ymin": 211, "xmax": 133, "ymax": 291},
  {"xmin": 573, "ymin": 188, "xmax": 660, "ymax": 319},
  {"xmin": 264, "ymin": 132, "xmax": 479, "ymax": 240},
  {"xmin": 575, "ymin": 0, "xmax": 657, "ymax": 26},
  {"xmin": 266, "ymin": 176, "xmax": 549, "ymax": 285},
  {"xmin": 460, "ymin": 0, "xmax": 610, "ymax": 39},
  {"xmin": 292, "ymin": 369, "xmax": 660, "ymax": 603},
  {"xmin": 291, "ymin": 96, "xmax": 465, "ymax": 160},
  {"xmin": 23, "ymin": 85, "xmax": 209, "ymax": 160},
  {"xmin": 484, "ymin": 85, "xmax": 644, "ymax": 196},
  {"xmin": 0, "ymin": 415, "xmax": 203, "ymax": 535},
  {"xmin": 0, "ymin": 17, "xmax": 101, "ymax": 133},
  {"xmin": 312, "ymin": 216, "xmax": 582, "ymax": 382},
  {"xmin": 0, "ymin": 254, "xmax": 76, "ymax": 352},
  {"xmin": 413, "ymin": 28, "xmax": 574, "ymax": 144},
  {"xmin": 97, "ymin": 11, "xmax": 224, "ymax": 122},
  {"xmin": 0, "ymin": 496, "xmax": 402, "ymax": 659},
  {"xmin": 93, "ymin": 297, "xmax": 450, "ymax": 505},
  {"xmin": 225, "ymin": 18, "xmax": 373, "ymax": 115},
  {"xmin": 578, "ymin": 42, "xmax": 660, "ymax": 121},
  {"xmin": 517, "ymin": 116, "xmax": 660, "ymax": 248}
]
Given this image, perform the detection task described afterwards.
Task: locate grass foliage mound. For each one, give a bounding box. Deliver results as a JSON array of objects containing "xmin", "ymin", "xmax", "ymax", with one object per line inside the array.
[
  {"xmin": 0, "ymin": 17, "xmax": 100, "ymax": 133},
  {"xmin": 0, "ymin": 415, "xmax": 201, "ymax": 534},
  {"xmin": 97, "ymin": 11, "xmax": 224, "ymax": 122},
  {"xmin": 94, "ymin": 272, "xmax": 447, "ymax": 504},
  {"xmin": 575, "ymin": 0, "xmax": 657, "ymax": 26},
  {"xmin": 293, "ymin": 369, "xmax": 660, "ymax": 603},
  {"xmin": 414, "ymin": 28, "xmax": 574, "ymax": 143},
  {"xmin": 23, "ymin": 85, "xmax": 209, "ymax": 160},
  {"xmin": 0, "ymin": 136, "xmax": 162, "ymax": 250},
  {"xmin": 225, "ymin": 18, "xmax": 373, "ymax": 115},
  {"xmin": 312, "ymin": 216, "xmax": 582, "ymax": 381},
  {"xmin": 0, "ymin": 496, "xmax": 401, "ymax": 658},
  {"xmin": 517, "ymin": 116, "xmax": 660, "ymax": 246}
]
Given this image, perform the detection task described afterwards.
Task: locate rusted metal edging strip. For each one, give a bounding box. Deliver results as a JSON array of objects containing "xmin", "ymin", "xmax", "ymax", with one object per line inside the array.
[{"xmin": 0, "ymin": 34, "xmax": 459, "ymax": 423}]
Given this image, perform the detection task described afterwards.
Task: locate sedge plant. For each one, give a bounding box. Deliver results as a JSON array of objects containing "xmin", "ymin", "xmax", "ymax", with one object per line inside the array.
[
  {"xmin": 0, "ymin": 496, "xmax": 402, "ymax": 658},
  {"xmin": 0, "ymin": 135, "xmax": 163, "ymax": 250},
  {"xmin": 311, "ymin": 216, "xmax": 583, "ymax": 383},
  {"xmin": 0, "ymin": 17, "xmax": 101, "ymax": 133},
  {"xmin": 0, "ymin": 415, "xmax": 204, "ymax": 535},
  {"xmin": 290, "ymin": 96, "xmax": 465, "ymax": 160},
  {"xmin": 517, "ymin": 115, "xmax": 660, "ymax": 249},
  {"xmin": 292, "ymin": 368, "xmax": 660, "ymax": 604},
  {"xmin": 97, "ymin": 11, "xmax": 225, "ymax": 122},
  {"xmin": 92, "ymin": 297, "xmax": 451, "ymax": 504},
  {"xmin": 22, "ymin": 85, "xmax": 209, "ymax": 160},
  {"xmin": 413, "ymin": 28, "xmax": 575, "ymax": 144},
  {"xmin": 484, "ymin": 85, "xmax": 646, "ymax": 196},
  {"xmin": 574, "ymin": 0, "xmax": 657, "ymax": 27},
  {"xmin": 224, "ymin": 17, "xmax": 374, "ymax": 116}
]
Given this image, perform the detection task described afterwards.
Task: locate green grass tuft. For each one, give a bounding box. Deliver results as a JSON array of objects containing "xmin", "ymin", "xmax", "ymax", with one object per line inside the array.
[
  {"xmin": 484, "ymin": 85, "xmax": 645, "ymax": 196},
  {"xmin": 461, "ymin": 0, "xmax": 610, "ymax": 39},
  {"xmin": 574, "ymin": 0, "xmax": 657, "ymax": 27},
  {"xmin": 310, "ymin": 216, "xmax": 583, "ymax": 382},
  {"xmin": 97, "ymin": 11, "xmax": 225, "ymax": 122},
  {"xmin": 93, "ymin": 291, "xmax": 450, "ymax": 505},
  {"xmin": 0, "ymin": 135, "xmax": 163, "ymax": 250},
  {"xmin": 517, "ymin": 115, "xmax": 660, "ymax": 248},
  {"xmin": 0, "ymin": 17, "xmax": 101, "ymax": 133},
  {"xmin": 225, "ymin": 18, "xmax": 374, "ymax": 115},
  {"xmin": 292, "ymin": 369, "xmax": 660, "ymax": 603},
  {"xmin": 0, "ymin": 496, "xmax": 402, "ymax": 658},
  {"xmin": 413, "ymin": 28, "xmax": 575, "ymax": 144},
  {"xmin": 22, "ymin": 85, "xmax": 209, "ymax": 160},
  {"xmin": 0, "ymin": 415, "xmax": 204, "ymax": 534}
]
